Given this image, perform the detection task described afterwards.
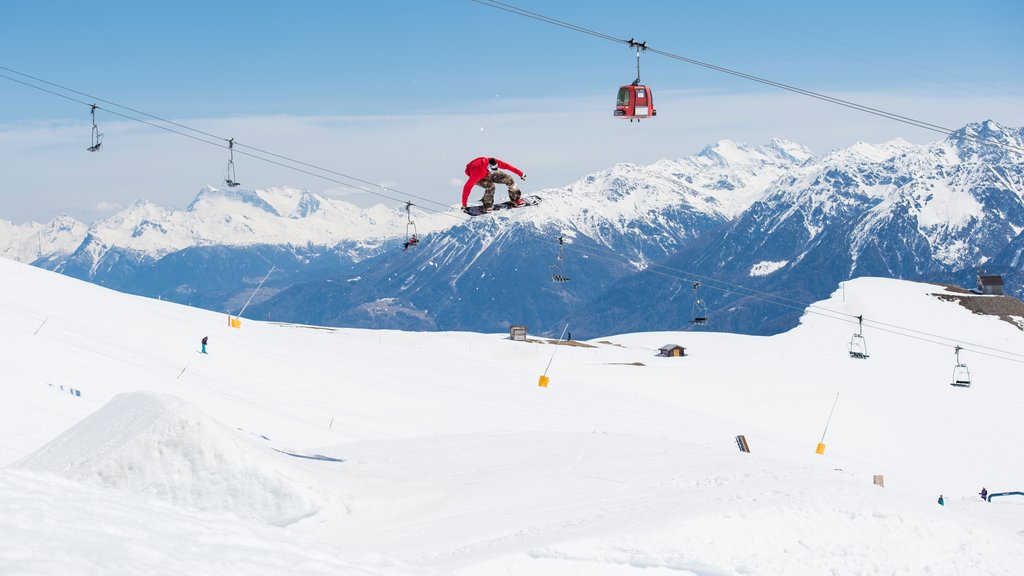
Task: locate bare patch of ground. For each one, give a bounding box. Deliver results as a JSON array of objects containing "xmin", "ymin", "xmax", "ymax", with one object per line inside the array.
[
  {"xmin": 518, "ymin": 338, "xmax": 597, "ymax": 348},
  {"xmin": 931, "ymin": 286, "xmax": 1024, "ymax": 331}
]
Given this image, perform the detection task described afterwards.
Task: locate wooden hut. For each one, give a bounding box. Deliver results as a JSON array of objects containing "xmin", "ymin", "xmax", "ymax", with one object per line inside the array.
[{"xmin": 658, "ymin": 344, "xmax": 686, "ymax": 357}]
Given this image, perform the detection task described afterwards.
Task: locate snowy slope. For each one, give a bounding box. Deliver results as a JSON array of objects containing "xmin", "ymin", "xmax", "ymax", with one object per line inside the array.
[{"xmin": 3, "ymin": 257, "xmax": 1024, "ymax": 574}]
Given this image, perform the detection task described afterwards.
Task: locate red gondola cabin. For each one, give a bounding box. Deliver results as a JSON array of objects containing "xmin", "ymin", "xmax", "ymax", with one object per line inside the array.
[{"xmin": 614, "ymin": 83, "xmax": 656, "ymax": 121}]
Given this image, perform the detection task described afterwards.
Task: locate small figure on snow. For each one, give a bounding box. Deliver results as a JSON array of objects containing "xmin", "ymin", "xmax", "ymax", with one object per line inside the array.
[
  {"xmin": 980, "ymin": 487, "xmax": 988, "ymax": 501},
  {"xmin": 937, "ymin": 494, "xmax": 945, "ymax": 506},
  {"xmin": 201, "ymin": 336, "xmax": 209, "ymax": 354},
  {"xmin": 462, "ymin": 157, "xmax": 526, "ymax": 212}
]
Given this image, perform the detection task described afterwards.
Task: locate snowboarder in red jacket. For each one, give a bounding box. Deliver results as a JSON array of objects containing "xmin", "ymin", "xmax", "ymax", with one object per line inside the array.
[{"xmin": 462, "ymin": 157, "xmax": 526, "ymax": 212}]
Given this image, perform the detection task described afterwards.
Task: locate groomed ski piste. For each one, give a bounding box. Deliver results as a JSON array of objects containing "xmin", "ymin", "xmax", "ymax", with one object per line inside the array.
[{"xmin": 2, "ymin": 255, "xmax": 1023, "ymax": 575}]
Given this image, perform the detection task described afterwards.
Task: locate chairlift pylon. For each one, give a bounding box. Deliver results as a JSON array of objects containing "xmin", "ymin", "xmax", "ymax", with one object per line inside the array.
[
  {"xmin": 689, "ymin": 281, "xmax": 708, "ymax": 325},
  {"xmin": 87, "ymin": 104, "xmax": 103, "ymax": 152},
  {"xmin": 550, "ymin": 236, "xmax": 571, "ymax": 283},
  {"xmin": 848, "ymin": 314, "xmax": 869, "ymax": 359},
  {"xmin": 224, "ymin": 138, "xmax": 241, "ymax": 187},
  {"xmin": 402, "ymin": 201, "xmax": 419, "ymax": 251},
  {"xmin": 951, "ymin": 345, "xmax": 971, "ymax": 387}
]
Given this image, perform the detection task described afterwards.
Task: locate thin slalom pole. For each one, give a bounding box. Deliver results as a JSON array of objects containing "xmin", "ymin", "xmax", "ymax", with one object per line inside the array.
[
  {"xmin": 539, "ymin": 323, "xmax": 569, "ymax": 388},
  {"xmin": 817, "ymin": 392, "xmax": 840, "ymax": 454},
  {"xmin": 236, "ymin": 266, "xmax": 276, "ymax": 319}
]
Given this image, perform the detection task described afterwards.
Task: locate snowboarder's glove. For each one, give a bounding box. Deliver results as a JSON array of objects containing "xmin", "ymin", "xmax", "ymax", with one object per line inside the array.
[{"xmin": 521, "ymin": 173, "xmax": 527, "ymax": 180}]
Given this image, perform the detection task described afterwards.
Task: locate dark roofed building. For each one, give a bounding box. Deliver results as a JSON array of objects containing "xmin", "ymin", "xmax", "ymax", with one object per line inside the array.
[
  {"xmin": 658, "ymin": 344, "xmax": 686, "ymax": 357},
  {"xmin": 510, "ymin": 325, "xmax": 527, "ymax": 341},
  {"xmin": 977, "ymin": 274, "xmax": 1005, "ymax": 296}
]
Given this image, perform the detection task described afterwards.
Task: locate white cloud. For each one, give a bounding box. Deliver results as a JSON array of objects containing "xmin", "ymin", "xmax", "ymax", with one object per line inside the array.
[{"xmin": 93, "ymin": 201, "xmax": 124, "ymax": 213}]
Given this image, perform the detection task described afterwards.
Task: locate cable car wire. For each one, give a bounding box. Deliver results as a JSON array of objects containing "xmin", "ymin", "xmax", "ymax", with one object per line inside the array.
[
  {"xmin": 681, "ymin": 0, "xmax": 1024, "ymax": 106},
  {"xmin": 0, "ymin": 65, "xmax": 466, "ymax": 218},
  {"xmin": 471, "ymin": 0, "xmax": 1024, "ymax": 155}
]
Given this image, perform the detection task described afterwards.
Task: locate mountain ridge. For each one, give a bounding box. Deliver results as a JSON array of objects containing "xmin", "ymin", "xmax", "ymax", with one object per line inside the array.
[{"xmin": 4, "ymin": 120, "xmax": 1023, "ymax": 337}]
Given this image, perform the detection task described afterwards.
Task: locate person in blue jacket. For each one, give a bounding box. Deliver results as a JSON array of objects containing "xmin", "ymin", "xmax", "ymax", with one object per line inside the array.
[{"xmin": 937, "ymin": 494, "xmax": 945, "ymax": 506}]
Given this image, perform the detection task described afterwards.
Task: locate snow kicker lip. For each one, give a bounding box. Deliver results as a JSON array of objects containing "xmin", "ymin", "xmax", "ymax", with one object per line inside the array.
[{"xmin": 273, "ymin": 448, "xmax": 344, "ymax": 463}]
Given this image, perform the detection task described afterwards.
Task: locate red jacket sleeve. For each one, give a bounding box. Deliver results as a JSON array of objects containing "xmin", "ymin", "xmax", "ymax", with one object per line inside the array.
[
  {"xmin": 462, "ymin": 176, "xmax": 480, "ymax": 207},
  {"xmin": 495, "ymin": 159, "xmax": 524, "ymax": 178}
]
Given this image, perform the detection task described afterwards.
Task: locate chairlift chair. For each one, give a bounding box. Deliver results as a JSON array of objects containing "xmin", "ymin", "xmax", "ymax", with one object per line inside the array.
[
  {"xmin": 848, "ymin": 315, "xmax": 869, "ymax": 359},
  {"xmin": 87, "ymin": 104, "xmax": 103, "ymax": 152},
  {"xmin": 951, "ymin": 345, "xmax": 971, "ymax": 387},
  {"xmin": 689, "ymin": 281, "xmax": 708, "ymax": 324},
  {"xmin": 848, "ymin": 334, "xmax": 869, "ymax": 359},
  {"xmin": 689, "ymin": 300, "xmax": 708, "ymax": 325},
  {"xmin": 550, "ymin": 236, "xmax": 571, "ymax": 283},
  {"xmin": 952, "ymin": 364, "xmax": 972, "ymax": 387},
  {"xmin": 613, "ymin": 40, "xmax": 657, "ymax": 122},
  {"xmin": 403, "ymin": 201, "xmax": 419, "ymax": 251},
  {"xmin": 224, "ymin": 138, "xmax": 241, "ymax": 187}
]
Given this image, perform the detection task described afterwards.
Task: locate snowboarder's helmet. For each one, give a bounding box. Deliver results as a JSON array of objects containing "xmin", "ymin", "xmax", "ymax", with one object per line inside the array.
[{"xmin": 488, "ymin": 158, "xmax": 498, "ymax": 171}]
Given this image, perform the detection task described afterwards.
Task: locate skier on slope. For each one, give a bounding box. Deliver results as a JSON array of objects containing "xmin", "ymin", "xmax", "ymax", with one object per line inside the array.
[{"xmin": 462, "ymin": 157, "xmax": 526, "ymax": 212}]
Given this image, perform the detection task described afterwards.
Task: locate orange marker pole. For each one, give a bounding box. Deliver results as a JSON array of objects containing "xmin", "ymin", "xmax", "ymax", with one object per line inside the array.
[
  {"xmin": 539, "ymin": 323, "xmax": 569, "ymax": 388},
  {"xmin": 816, "ymin": 392, "xmax": 839, "ymax": 455}
]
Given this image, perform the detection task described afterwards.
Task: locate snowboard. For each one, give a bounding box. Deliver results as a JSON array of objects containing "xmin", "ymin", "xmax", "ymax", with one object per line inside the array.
[{"xmin": 463, "ymin": 195, "xmax": 542, "ymax": 216}]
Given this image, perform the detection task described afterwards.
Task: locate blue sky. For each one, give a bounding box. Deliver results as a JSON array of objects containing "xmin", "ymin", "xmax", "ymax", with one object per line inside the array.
[{"xmin": 2, "ymin": 0, "xmax": 1022, "ymax": 223}]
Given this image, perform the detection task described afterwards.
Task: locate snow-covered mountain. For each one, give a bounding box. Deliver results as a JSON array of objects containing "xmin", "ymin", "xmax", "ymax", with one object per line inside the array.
[
  {"xmin": 11, "ymin": 139, "xmax": 805, "ymax": 330},
  {"xmin": 0, "ymin": 214, "xmax": 86, "ymax": 263},
  {"xmin": 570, "ymin": 120, "xmax": 1024, "ymax": 336},
  {"xmin": 26, "ymin": 186, "xmax": 457, "ymax": 312},
  {"xmin": 52, "ymin": 185, "xmax": 440, "ymax": 263},
  {"xmin": 246, "ymin": 139, "xmax": 813, "ymax": 332},
  {"xmin": 7, "ymin": 121, "xmax": 1023, "ymax": 337}
]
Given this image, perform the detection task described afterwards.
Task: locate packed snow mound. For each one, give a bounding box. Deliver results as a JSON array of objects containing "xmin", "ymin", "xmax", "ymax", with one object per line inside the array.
[{"xmin": 15, "ymin": 391, "xmax": 326, "ymax": 526}]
